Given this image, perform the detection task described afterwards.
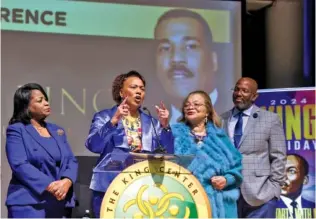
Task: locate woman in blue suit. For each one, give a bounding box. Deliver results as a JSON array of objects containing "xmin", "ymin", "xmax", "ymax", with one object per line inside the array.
[
  {"xmin": 85, "ymin": 71, "xmax": 174, "ymax": 218},
  {"xmin": 5, "ymin": 83, "xmax": 78, "ymax": 218}
]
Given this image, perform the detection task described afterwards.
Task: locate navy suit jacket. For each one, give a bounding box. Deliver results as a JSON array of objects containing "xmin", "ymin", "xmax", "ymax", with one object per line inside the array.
[
  {"xmin": 5, "ymin": 122, "xmax": 78, "ymax": 206},
  {"xmin": 278, "ymin": 197, "xmax": 315, "ymax": 209},
  {"xmin": 277, "ymin": 196, "xmax": 315, "ymax": 218},
  {"xmin": 301, "ymin": 198, "xmax": 316, "ymax": 208},
  {"xmin": 85, "ymin": 106, "xmax": 174, "ymax": 191}
]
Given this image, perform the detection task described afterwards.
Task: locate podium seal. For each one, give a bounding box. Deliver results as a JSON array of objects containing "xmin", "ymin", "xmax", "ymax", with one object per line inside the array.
[{"xmin": 100, "ymin": 160, "xmax": 211, "ymax": 218}]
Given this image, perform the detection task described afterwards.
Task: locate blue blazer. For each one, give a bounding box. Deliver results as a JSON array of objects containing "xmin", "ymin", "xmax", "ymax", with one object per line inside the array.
[
  {"xmin": 85, "ymin": 106, "xmax": 174, "ymax": 191},
  {"xmin": 301, "ymin": 198, "xmax": 316, "ymax": 209},
  {"xmin": 5, "ymin": 122, "xmax": 78, "ymax": 206}
]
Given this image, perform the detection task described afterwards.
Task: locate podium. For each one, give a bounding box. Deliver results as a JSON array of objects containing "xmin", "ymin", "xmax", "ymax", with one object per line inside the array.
[{"xmin": 94, "ymin": 152, "xmax": 212, "ymax": 218}]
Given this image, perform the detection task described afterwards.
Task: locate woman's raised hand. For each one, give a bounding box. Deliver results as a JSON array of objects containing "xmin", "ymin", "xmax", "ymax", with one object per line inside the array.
[
  {"xmin": 111, "ymin": 97, "xmax": 129, "ymax": 125},
  {"xmin": 155, "ymin": 101, "xmax": 169, "ymax": 128}
]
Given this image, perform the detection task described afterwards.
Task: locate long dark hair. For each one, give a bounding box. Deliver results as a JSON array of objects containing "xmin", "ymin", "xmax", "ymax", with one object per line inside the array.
[{"xmin": 9, "ymin": 83, "xmax": 48, "ymax": 125}]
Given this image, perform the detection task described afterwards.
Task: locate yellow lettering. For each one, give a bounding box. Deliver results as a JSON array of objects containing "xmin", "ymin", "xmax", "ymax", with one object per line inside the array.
[
  {"xmin": 285, "ymin": 105, "xmax": 301, "ymax": 140},
  {"xmin": 303, "ymin": 104, "xmax": 315, "ymax": 139},
  {"xmin": 260, "ymin": 106, "xmax": 268, "ymax": 110},
  {"xmin": 275, "ymin": 208, "xmax": 289, "ymax": 219},
  {"xmin": 295, "ymin": 208, "xmax": 302, "ymax": 219},
  {"xmin": 61, "ymin": 88, "xmax": 86, "ymax": 115},
  {"xmin": 303, "ymin": 208, "xmax": 312, "ymax": 218},
  {"xmin": 93, "ymin": 89, "xmax": 105, "ymax": 112},
  {"xmin": 268, "ymin": 106, "xmax": 275, "ymax": 112}
]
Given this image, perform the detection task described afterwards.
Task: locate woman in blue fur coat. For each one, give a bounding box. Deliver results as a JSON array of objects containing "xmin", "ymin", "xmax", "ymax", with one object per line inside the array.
[{"xmin": 171, "ymin": 90, "xmax": 242, "ymax": 218}]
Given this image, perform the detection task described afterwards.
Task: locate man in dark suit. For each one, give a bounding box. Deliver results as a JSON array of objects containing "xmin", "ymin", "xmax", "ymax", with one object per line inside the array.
[
  {"xmin": 221, "ymin": 77, "xmax": 287, "ymax": 218},
  {"xmin": 278, "ymin": 154, "xmax": 315, "ymax": 218}
]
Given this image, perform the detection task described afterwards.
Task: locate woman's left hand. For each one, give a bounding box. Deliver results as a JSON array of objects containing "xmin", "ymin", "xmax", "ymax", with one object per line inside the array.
[
  {"xmin": 210, "ymin": 176, "xmax": 227, "ymax": 190},
  {"xmin": 155, "ymin": 101, "xmax": 169, "ymax": 128},
  {"xmin": 48, "ymin": 178, "xmax": 73, "ymax": 200}
]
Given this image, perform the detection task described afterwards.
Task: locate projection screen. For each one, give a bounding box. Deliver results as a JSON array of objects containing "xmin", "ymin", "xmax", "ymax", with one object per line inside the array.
[{"xmin": 1, "ymin": 0, "xmax": 241, "ymax": 215}]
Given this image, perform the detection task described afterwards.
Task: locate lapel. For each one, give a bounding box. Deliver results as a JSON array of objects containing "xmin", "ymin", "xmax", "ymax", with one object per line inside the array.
[
  {"xmin": 238, "ymin": 105, "xmax": 260, "ymax": 147},
  {"xmin": 46, "ymin": 123, "xmax": 65, "ymax": 167},
  {"xmin": 277, "ymin": 198, "xmax": 287, "ymax": 208},
  {"xmin": 110, "ymin": 105, "xmax": 125, "ymax": 130},
  {"xmin": 25, "ymin": 124, "xmax": 56, "ymax": 161},
  {"xmin": 111, "ymin": 106, "xmax": 128, "ymax": 148},
  {"xmin": 222, "ymin": 110, "xmax": 233, "ymax": 134}
]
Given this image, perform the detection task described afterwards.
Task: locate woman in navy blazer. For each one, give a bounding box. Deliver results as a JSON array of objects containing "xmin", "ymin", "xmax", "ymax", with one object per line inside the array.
[
  {"xmin": 5, "ymin": 83, "xmax": 78, "ymax": 218},
  {"xmin": 85, "ymin": 71, "xmax": 174, "ymax": 218}
]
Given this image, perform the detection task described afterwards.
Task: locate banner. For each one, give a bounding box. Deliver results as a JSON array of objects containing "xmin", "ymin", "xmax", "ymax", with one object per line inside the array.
[
  {"xmin": 256, "ymin": 87, "xmax": 315, "ymax": 219},
  {"xmin": 0, "ymin": 0, "xmax": 230, "ymax": 42}
]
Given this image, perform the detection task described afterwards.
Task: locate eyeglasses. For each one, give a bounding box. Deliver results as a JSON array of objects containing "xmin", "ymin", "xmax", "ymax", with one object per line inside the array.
[
  {"xmin": 231, "ymin": 87, "xmax": 252, "ymax": 95},
  {"xmin": 184, "ymin": 103, "xmax": 205, "ymax": 109}
]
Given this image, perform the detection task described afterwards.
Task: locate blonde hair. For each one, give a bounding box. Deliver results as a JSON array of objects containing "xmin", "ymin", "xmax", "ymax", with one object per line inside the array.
[{"xmin": 179, "ymin": 90, "xmax": 221, "ymax": 127}]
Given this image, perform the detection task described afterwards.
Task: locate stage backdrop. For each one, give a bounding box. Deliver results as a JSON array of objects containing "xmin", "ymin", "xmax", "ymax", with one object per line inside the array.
[
  {"xmin": 1, "ymin": 0, "xmax": 241, "ymax": 155},
  {"xmin": 1, "ymin": 0, "xmax": 242, "ymax": 216},
  {"xmin": 256, "ymin": 87, "xmax": 315, "ymax": 219}
]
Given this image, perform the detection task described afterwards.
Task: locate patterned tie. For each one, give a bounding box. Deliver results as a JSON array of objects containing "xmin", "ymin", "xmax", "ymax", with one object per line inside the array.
[
  {"xmin": 234, "ymin": 112, "xmax": 244, "ymax": 148},
  {"xmin": 290, "ymin": 200, "xmax": 298, "ymax": 219}
]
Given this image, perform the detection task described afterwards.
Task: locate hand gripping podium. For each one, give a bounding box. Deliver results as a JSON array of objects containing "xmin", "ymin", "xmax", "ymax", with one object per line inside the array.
[{"xmin": 94, "ymin": 152, "xmax": 212, "ymax": 218}]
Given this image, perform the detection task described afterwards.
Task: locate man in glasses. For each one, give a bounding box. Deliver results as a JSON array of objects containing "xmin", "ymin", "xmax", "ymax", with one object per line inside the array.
[{"xmin": 221, "ymin": 77, "xmax": 287, "ymax": 218}]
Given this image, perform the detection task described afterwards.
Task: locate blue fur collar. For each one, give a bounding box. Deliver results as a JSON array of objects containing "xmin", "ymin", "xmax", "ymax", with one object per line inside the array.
[{"xmin": 171, "ymin": 122, "xmax": 242, "ymax": 218}]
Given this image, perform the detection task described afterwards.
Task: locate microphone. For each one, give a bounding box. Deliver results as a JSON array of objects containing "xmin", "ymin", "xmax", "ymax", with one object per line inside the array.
[
  {"xmin": 142, "ymin": 107, "xmax": 167, "ymax": 154},
  {"xmin": 253, "ymin": 113, "xmax": 258, "ymax": 118}
]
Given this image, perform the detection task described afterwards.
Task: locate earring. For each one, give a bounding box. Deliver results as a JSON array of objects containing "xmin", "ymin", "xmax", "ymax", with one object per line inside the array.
[{"xmin": 205, "ymin": 115, "xmax": 208, "ymax": 124}]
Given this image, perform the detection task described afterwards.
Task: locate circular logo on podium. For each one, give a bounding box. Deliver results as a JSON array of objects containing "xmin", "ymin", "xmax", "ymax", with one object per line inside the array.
[{"xmin": 100, "ymin": 160, "xmax": 211, "ymax": 218}]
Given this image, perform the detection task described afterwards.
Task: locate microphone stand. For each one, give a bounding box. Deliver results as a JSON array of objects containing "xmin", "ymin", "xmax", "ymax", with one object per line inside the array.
[{"xmin": 142, "ymin": 107, "xmax": 167, "ymax": 154}]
